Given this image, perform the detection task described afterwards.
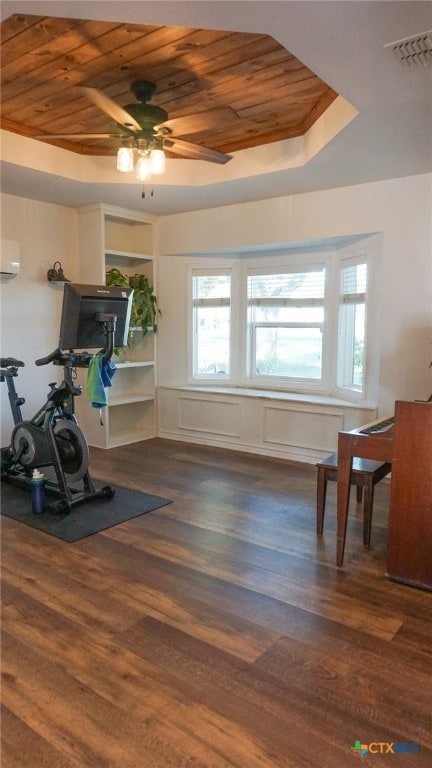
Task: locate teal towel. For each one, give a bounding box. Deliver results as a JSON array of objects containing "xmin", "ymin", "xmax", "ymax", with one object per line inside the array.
[{"xmin": 86, "ymin": 354, "xmax": 116, "ymax": 408}]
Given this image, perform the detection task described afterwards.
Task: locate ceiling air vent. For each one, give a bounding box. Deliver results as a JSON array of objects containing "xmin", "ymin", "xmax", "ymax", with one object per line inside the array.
[{"xmin": 385, "ymin": 31, "xmax": 432, "ymax": 67}]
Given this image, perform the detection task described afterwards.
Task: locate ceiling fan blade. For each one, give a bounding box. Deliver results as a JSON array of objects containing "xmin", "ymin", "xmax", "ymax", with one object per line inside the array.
[
  {"xmin": 79, "ymin": 87, "xmax": 142, "ymax": 132},
  {"xmin": 36, "ymin": 133, "xmax": 123, "ymax": 139},
  {"xmin": 156, "ymin": 107, "xmax": 239, "ymax": 137},
  {"xmin": 164, "ymin": 137, "xmax": 232, "ymax": 164}
]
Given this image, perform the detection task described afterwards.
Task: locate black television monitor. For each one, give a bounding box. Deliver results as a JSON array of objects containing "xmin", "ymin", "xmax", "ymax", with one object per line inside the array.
[{"xmin": 59, "ymin": 282, "xmax": 133, "ymax": 350}]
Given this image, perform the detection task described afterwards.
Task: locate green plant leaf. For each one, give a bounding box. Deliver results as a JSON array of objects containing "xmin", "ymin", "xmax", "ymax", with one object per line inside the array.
[{"xmin": 106, "ymin": 268, "xmax": 160, "ymax": 343}]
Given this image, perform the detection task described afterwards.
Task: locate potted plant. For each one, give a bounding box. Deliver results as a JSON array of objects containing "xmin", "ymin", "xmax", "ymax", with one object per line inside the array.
[{"xmin": 106, "ymin": 267, "xmax": 160, "ymax": 345}]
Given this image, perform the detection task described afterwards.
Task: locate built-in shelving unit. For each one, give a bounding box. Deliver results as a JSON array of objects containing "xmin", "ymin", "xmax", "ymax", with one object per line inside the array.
[{"xmin": 76, "ymin": 204, "xmax": 158, "ymax": 448}]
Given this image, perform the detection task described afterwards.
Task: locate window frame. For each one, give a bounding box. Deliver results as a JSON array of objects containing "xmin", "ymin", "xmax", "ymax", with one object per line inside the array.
[
  {"xmin": 187, "ymin": 239, "xmax": 380, "ymax": 404},
  {"xmin": 243, "ymin": 257, "xmax": 332, "ymax": 392},
  {"xmin": 335, "ymin": 254, "xmax": 371, "ymax": 402},
  {"xmin": 190, "ymin": 266, "xmax": 233, "ymax": 383}
]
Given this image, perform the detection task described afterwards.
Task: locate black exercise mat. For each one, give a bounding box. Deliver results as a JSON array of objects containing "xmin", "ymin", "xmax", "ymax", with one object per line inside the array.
[{"xmin": 1, "ymin": 480, "xmax": 171, "ymax": 542}]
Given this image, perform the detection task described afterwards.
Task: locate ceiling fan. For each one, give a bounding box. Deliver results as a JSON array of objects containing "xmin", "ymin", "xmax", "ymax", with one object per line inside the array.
[{"xmin": 37, "ymin": 80, "xmax": 236, "ymax": 165}]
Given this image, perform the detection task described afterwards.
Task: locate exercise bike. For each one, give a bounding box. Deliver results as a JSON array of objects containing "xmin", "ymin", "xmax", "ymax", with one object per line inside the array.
[{"xmin": 0, "ymin": 325, "xmax": 116, "ymax": 515}]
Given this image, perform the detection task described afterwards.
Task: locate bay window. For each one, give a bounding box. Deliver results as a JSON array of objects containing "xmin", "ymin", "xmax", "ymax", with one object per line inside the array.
[{"xmin": 190, "ymin": 246, "xmax": 374, "ymax": 402}]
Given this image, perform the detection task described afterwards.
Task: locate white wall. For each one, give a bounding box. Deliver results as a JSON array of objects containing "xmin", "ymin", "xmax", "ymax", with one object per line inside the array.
[
  {"xmin": 1, "ymin": 174, "xmax": 431, "ymax": 450},
  {"xmin": 0, "ymin": 194, "xmax": 79, "ymax": 445},
  {"xmin": 157, "ymin": 174, "xmax": 432, "ymax": 414}
]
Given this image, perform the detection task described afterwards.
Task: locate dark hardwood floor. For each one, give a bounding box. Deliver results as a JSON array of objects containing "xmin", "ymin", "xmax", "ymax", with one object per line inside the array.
[{"xmin": 2, "ymin": 438, "xmax": 431, "ymax": 767}]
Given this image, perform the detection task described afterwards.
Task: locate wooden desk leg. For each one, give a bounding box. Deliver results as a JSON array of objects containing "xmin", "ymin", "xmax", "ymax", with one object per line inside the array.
[
  {"xmin": 336, "ymin": 435, "xmax": 353, "ymax": 567},
  {"xmin": 362, "ymin": 484, "xmax": 373, "ymax": 547},
  {"xmin": 316, "ymin": 466, "xmax": 327, "ymax": 535}
]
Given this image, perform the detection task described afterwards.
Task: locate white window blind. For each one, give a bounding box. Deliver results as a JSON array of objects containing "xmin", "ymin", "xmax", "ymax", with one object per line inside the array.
[
  {"xmin": 248, "ymin": 268, "xmax": 325, "ymax": 303},
  {"xmin": 341, "ymin": 263, "xmax": 367, "ymax": 304}
]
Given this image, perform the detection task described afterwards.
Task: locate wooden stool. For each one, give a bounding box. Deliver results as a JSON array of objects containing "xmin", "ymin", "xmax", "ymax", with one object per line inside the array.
[{"xmin": 316, "ymin": 453, "xmax": 391, "ymax": 547}]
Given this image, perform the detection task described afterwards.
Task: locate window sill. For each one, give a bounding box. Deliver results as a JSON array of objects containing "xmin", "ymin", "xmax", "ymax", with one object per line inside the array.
[{"xmin": 159, "ymin": 385, "xmax": 375, "ymax": 410}]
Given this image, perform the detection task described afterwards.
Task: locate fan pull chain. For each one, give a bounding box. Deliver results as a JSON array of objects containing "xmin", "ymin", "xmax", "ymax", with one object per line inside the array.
[{"xmin": 141, "ymin": 185, "xmax": 155, "ymax": 198}]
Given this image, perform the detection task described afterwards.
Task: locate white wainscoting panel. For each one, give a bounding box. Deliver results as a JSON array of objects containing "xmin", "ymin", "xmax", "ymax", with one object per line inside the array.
[
  {"xmin": 158, "ymin": 386, "xmax": 376, "ymax": 464},
  {"xmin": 178, "ymin": 396, "xmax": 240, "ymax": 438},
  {"xmin": 263, "ymin": 406, "xmax": 344, "ymax": 451}
]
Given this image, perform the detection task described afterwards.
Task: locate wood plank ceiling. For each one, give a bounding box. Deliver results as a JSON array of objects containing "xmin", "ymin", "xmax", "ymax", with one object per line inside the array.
[{"xmin": 0, "ymin": 14, "xmax": 339, "ymax": 159}]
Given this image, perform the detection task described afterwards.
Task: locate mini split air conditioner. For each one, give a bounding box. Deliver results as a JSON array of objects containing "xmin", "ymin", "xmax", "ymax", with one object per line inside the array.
[{"xmin": 0, "ymin": 239, "xmax": 20, "ymax": 277}]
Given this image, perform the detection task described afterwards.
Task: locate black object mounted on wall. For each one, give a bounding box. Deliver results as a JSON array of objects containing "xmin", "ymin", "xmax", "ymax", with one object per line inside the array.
[{"xmin": 47, "ymin": 261, "xmax": 70, "ymax": 282}]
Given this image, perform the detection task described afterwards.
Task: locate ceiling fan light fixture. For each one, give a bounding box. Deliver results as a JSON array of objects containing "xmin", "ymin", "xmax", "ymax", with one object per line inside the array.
[
  {"xmin": 135, "ymin": 150, "xmax": 152, "ymax": 182},
  {"xmin": 131, "ymin": 138, "xmax": 166, "ymax": 181},
  {"xmin": 150, "ymin": 147, "xmax": 166, "ymax": 175},
  {"xmin": 35, "ymin": 79, "xmax": 236, "ymax": 191},
  {"xmin": 117, "ymin": 144, "xmax": 134, "ymax": 172}
]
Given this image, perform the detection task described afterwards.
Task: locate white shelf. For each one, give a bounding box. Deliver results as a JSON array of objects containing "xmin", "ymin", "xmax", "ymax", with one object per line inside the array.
[
  {"xmin": 106, "ymin": 249, "xmax": 153, "ymax": 266},
  {"xmin": 114, "ymin": 360, "xmax": 155, "ymax": 368},
  {"xmin": 108, "ymin": 393, "xmax": 155, "ymax": 406},
  {"xmin": 106, "ymin": 428, "xmax": 156, "ymax": 448},
  {"xmin": 78, "ymin": 203, "xmax": 157, "ymax": 448}
]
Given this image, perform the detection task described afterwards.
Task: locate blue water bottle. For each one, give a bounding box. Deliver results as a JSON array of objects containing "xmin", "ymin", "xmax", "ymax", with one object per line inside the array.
[{"xmin": 31, "ymin": 468, "xmax": 46, "ymax": 514}]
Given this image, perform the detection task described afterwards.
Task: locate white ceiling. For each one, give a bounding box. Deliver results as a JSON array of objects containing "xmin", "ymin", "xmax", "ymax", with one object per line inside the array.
[{"xmin": 1, "ymin": 0, "xmax": 431, "ymax": 216}]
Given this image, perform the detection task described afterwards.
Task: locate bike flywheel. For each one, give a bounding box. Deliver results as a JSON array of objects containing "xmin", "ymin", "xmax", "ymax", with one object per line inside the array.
[{"xmin": 53, "ymin": 420, "xmax": 89, "ymax": 482}]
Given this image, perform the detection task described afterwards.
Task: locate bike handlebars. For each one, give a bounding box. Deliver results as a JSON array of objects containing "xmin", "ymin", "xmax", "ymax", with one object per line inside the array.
[
  {"xmin": 35, "ymin": 348, "xmax": 68, "ymax": 367},
  {"xmin": 35, "ymin": 348, "xmax": 103, "ymax": 368}
]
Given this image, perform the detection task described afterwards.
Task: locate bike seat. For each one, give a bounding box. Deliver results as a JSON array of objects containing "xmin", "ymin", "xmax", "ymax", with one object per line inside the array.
[{"xmin": 0, "ymin": 357, "xmax": 25, "ymax": 367}]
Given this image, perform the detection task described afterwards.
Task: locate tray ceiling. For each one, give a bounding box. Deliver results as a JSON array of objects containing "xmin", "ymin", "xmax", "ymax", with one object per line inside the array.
[{"xmin": 0, "ymin": 14, "xmax": 338, "ymax": 158}]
